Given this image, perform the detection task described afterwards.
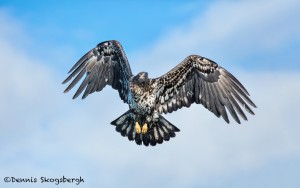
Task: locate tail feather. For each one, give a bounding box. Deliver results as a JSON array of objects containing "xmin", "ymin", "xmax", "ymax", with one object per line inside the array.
[{"xmin": 111, "ymin": 111, "xmax": 180, "ymax": 146}]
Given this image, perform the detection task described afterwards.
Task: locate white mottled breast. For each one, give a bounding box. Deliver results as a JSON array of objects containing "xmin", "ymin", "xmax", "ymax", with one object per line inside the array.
[{"xmin": 129, "ymin": 82, "xmax": 156, "ymax": 114}]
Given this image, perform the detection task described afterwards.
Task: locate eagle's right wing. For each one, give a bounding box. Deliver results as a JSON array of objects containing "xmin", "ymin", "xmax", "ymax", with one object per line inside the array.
[
  {"xmin": 154, "ymin": 55, "xmax": 256, "ymax": 124},
  {"xmin": 62, "ymin": 40, "xmax": 133, "ymax": 103}
]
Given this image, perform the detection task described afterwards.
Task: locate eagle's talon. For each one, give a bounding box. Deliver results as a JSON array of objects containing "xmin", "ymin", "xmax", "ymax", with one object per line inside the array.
[
  {"xmin": 142, "ymin": 123, "xmax": 148, "ymax": 134},
  {"xmin": 135, "ymin": 122, "xmax": 141, "ymax": 134}
]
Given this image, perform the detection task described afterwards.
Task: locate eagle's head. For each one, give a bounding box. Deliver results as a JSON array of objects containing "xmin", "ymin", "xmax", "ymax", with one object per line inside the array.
[{"xmin": 132, "ymin": 72, "xmax": 149, "ymax": 86}]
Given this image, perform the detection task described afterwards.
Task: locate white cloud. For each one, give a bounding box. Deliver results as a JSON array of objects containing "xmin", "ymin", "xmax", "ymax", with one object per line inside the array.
[
  {"xmin": 131, "ymin": 0, "xmax": 300, "ymax": 76},
  {"xmin": 1, "ymin": 1, "xmax": 300, "ymax": 187}
]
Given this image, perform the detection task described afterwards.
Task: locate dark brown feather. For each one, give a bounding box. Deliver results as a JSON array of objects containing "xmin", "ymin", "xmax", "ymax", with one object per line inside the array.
[
  {"xmin": 154, "ymin": 55, "xmax": 256, "ymax": 124},
  {"xmin": 62, "ymin": 40, "xmax": 133, "ymax": 103}
]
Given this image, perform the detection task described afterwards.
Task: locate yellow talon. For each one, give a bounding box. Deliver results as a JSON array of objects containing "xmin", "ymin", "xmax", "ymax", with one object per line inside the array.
[
  {"xmin": 142, "ymin": 123, "xmax": 148, "ymax": 134},
  {"xmin": 135, "ymin": 122, "xmax": 141, "ymax": 134}
]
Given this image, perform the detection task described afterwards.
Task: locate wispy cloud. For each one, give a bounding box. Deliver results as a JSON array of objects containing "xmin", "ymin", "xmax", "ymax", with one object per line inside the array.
[{"xmin": 131, "ymin": 0, "xmax": 300, "ymax": 75}]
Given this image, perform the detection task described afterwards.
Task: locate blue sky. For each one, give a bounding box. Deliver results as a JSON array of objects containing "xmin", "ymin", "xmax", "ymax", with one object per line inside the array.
[
  {"xmin": 0, "ymin": 0, "xmax": 212, "ymax": 72},
  {"xmin": 1, "ymin": 0, "xmax": 300, "ymax": 188}
]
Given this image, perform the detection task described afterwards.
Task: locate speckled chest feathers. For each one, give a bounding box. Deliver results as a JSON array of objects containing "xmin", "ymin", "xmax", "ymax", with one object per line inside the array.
[{"xmin": 129, "ymin": 72, "xmax": 156, "ymax": 115}]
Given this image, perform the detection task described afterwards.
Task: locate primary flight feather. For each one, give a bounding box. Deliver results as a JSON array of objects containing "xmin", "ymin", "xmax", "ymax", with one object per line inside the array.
[{"xmin": 63, "ymin": 40, "xmax": 256, "ymax": 146}]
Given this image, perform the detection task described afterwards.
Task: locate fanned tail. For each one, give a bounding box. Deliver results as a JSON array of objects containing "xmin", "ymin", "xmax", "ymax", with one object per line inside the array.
[{"xmin": 111, "ymin": 111, "xmax": 180, "ymax": 146}]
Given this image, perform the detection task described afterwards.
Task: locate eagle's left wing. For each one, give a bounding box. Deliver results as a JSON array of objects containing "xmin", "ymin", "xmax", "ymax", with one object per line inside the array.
[
  {"xmin": 62, "ymin": 40, "xmax": 133, "ymax": 103},
  {"xmin": 154, "ymin": 55, "xmax": 256, "ymax": 124}
]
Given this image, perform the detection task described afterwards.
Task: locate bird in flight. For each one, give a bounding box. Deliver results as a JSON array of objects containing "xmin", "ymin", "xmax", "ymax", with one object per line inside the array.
[{"xmin": 62, "ymin": 40, "xmax": 256, "ymax": 146}]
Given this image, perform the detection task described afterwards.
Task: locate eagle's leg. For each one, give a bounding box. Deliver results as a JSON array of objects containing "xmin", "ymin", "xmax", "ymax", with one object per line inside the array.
[
  {"xmin": 142, "ymin": 114, "xmax": 154, "ymax": 134},
  {"xmin": 135, "ymin": 122, "xmax": 141, "ymax": 134},
  {"xmin": 142, "ymin": 123, "xmax": 148, "ymax": 134}
]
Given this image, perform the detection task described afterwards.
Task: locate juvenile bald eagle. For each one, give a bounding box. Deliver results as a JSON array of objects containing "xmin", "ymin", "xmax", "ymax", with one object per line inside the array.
[{"xmin": 63, "ymin": 40, "xmax": 256, "ymax": 146}]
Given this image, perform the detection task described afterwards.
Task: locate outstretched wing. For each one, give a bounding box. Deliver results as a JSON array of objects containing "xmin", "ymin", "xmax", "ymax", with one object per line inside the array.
[
  {"xmin": 154, "ymin": 55, "xmax": 256, "ymax": 124},
  {"xmin": 62, "ymin": 40, "xmax": 133, "ymax": 103}
]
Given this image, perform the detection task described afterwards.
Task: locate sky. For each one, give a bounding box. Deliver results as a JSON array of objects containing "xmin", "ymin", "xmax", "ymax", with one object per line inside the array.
[{"xmin": 0, "ymin": 0, "xmax": 300, "ymax": 187}]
